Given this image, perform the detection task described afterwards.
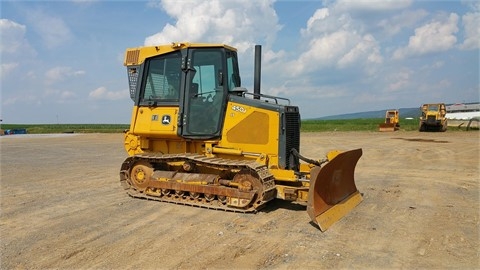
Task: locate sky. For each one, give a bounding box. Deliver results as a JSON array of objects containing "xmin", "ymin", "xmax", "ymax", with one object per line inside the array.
[{"xmin": 1, "ymin": 0, "xmax": 479, "ymax": 124}]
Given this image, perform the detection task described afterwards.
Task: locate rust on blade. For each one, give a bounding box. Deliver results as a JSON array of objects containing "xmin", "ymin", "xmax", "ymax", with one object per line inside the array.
[{"xmin": 306, "ymin": 148, "xmax": 363, "ymax": 231}]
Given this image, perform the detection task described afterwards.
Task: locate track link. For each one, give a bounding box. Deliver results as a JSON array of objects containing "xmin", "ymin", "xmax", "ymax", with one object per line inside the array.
[{"xmin": 119, "ymin": 153, "xmax": 277, "ymax": 213}]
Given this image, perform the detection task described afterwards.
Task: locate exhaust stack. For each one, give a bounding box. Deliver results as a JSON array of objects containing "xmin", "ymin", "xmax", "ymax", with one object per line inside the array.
[{"xmin": 254, "ymin": 45, "xmax": 261, "ymax": 99}]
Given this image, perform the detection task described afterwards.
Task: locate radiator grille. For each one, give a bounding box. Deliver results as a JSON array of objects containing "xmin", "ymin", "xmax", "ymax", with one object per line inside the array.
[
  {"xmin": 284, "ymin": 106, "xmax": 300, "ymax": 170},
  {"xmin": 427, "ymin": 115, "xmax": 437, "ymax": 124}
]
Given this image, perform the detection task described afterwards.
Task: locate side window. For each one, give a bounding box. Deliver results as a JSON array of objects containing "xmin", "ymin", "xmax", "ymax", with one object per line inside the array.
[
  {"xmin": 226, "ymin": 51, "xmax": 240, "ymax": 90},
  {"xmin": 190, "ymin": 50, "xmax": 223, "ymax": 99},
  {"xmin": 141, "ymin": 51, "xmax": 182, "ymax": 103},
  {"xmin": 192, "ymin": 65, "xmax": 216, "ymax": 94}
]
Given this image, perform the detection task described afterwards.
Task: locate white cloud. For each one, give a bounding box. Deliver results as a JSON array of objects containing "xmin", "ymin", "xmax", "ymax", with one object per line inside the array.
[
  {"xmin": 387, "ymin": 69, "xmax": 412, "ymax": 92},
  {"xmin": 0, "ymin": 19, "xmax": 36, "ymax": 62},
  {"xmin": 393, "ymin": 13, "xmax": 459, "ymax": 59},
  {"xmin": 417, "ymin": 79, "xmax": 452, "ymax": 94},
  {"xmin": 301, "ymin": 8, "xmax": 351, "ymax": 37},
  {"xmin": 45, "ymin": 67, "xmax": 85, "ymax": 85},
  {"xmin": 421, "ymin": 61, "xmax": 444, "ymax": 70},
  {"xmin": 60, "ymin": 91, "xmax": 76, "ymax": 99},
  {"xmin": 333, "ymin": 0, "xmax": 413, "ymax": 12},
  {"xmin": 292, "ymin": 7, "xmax": 382, "ymax": 75},
  {"xmin": 353, "ymin": 91, "xmax": 397, "ymax": 105},
  {"xmin": 1, "ymin": 62, "xmax": 19, "ymax": 78},
  {"xmin": 305, "ymin": 8, "xmax": 330, "ymax": 32},
  {"xmin": 378, "ymin": 9, "xmax": 429, "ymax": 36},
  {"xmin": 2, "ymin": 95, "xmax": 38, "ymax": 106},
  {"xmin": 0, "ymin": 19, "xmax": 26, "ymax": 54},
  {"xmin": 27, "ymin": 10, "xmax": 72, "ymax": 49},
  {"xmin": 338, "ymin": 34, "xmax": 383, "ymax": 67},
  {"xmin": 0, "ymin": 19, "xmax": 36, "ymax": 84},
  {"xmin": 460, "ymin": 11, "xmax": 480, "ymax": 50},
  {"xmin": 89, "ymin": 86, "xmax": 128, "ymax": 100},
  {"xmin": 145, "ymin": 0, "xmax": 280, "ymax": 53}
]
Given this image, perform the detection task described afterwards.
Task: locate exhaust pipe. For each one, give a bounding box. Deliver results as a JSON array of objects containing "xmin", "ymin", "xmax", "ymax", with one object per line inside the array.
[{"xmin": 254, "ymin": 45, "xmax": 261, "ymax": 99}]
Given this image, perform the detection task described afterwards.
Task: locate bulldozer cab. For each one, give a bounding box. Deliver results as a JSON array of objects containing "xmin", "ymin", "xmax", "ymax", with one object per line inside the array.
[
  {"xmin": 422, "ymin": 103, "xmax": 447, "ymax": 119},
  {"xmin": 385, "ymin": 110, "xmax": 399, "ymax": 124},
  {"xmin": 127, "ymin": 44, "xmax": 241, "ymax": 139}
]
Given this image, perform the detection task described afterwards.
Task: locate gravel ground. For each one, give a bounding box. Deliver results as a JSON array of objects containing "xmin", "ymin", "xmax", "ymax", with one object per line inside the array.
[{"xmin": 1, "ymin": 131, "xmax": 478, "ymax": 269}]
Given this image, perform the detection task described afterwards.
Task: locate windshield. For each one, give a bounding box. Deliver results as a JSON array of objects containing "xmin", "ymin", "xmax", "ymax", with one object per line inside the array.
[
  {"xmin": 140, "ymin": 51, "xmax": 182, "ymax": 104},
  {"xmin": 428, "ymin": 104, "xmax": 439, "ymax": 111}
]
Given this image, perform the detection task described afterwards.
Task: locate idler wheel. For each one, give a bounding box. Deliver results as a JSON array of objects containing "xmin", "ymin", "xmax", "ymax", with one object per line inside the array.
[
  {"xmin": 232, "ymin": 169, "xmax": 262, "ymax": 192},
  {"xmin": 130, "ymin": 161, "xmax": 153, "ymax": 191}
]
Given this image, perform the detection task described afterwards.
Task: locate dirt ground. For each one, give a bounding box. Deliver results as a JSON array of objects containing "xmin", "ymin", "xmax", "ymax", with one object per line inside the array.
[{"xmin": 1, "ymin": 131, "xmax": 478, "ymax": 269}]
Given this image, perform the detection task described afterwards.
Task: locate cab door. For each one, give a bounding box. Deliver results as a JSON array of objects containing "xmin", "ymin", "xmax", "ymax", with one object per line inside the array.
[{"xmin": 181, "ymin": 48, "xmax": 228, "ymax": 138}]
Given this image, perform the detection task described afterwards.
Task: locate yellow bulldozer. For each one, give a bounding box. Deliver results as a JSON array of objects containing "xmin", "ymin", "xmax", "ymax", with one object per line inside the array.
[
  {"xmin": 120, "ymin": 43, "xmax": 363, "ymax": 231},
  {"xmin": 419, "ymin": 103, "xmax": 447, "ymax": 132},
  {"xmin": 378, "ymin": 109, "xmax": 400, "ymax": 132}
]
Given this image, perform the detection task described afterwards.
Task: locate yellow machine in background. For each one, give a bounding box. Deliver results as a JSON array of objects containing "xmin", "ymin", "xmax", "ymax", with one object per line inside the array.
[
  {"xmin": 120, "ymin": 42, "xmax": 363, "ymax": 231},
  {"xmin": 419, "ymin": 103, "xmax": 447, "ymax": 132},
  {"xmin": 379, "ymin": 110, "xmax": 400, "ymax": 132}
]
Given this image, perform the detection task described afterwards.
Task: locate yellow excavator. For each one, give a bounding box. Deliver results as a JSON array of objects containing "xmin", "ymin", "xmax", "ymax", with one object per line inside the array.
[{"xmin": 120, "ymin": 43, "xmax": 363, "ymax": 231}]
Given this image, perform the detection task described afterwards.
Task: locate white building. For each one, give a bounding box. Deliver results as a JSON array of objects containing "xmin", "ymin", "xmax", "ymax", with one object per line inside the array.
[{"xmin": 446, "ymin": 103, "xmax": 480, "ymax": 129}]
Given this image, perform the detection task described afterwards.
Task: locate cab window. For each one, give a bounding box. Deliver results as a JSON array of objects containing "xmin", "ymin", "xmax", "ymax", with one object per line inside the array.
[{"xmin": 140, "ymin": 51, "xmax": 182, "ymax": 104}]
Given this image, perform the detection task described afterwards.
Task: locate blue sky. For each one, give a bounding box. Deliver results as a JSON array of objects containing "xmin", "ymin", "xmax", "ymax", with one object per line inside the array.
[{"xmin": 1, "ymin": 0, "xmax": 479, "ymax": 124}]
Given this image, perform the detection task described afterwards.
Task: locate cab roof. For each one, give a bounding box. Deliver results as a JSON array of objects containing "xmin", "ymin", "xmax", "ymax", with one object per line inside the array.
[{"xmin": 124, "ymin": 42, "xmax": 237, "ymax": 66}]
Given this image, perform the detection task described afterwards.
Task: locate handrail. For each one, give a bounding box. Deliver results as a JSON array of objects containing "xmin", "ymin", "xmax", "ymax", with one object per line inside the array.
[{"xmin": 242, "ymin": 92, "xmax": 290, "ymax": 105}]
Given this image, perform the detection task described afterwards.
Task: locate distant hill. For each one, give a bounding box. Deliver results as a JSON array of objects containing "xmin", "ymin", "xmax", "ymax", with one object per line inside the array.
[{"xmin": 314, "ymin": 107, "xmax": 421, "ymax": 120}]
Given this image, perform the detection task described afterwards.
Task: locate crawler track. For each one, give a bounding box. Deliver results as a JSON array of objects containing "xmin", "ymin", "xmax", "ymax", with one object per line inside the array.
[{"xmin": 120, "ymin": 153, "xmax": 277, "ymax": 213}]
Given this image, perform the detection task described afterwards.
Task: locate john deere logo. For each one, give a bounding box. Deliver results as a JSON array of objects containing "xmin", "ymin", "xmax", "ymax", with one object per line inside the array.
[{"xmin": 161, "ymin": 115, "xmax": 171, "ymax": 125}]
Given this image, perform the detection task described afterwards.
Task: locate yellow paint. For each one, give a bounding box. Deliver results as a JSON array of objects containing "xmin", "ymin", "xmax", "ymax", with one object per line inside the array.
[
  {"xmin": 269, "ymin": 169, "xmax": 297, "ymax": 181},
  {"xmin": 326, "ymin": 150, "xmax": 342, "ymax": 161},
  {"xmin": 132, "ymin": 106, "xmax": 178, "ymax": 137},
  {"xmin": 218, "ymin": 100, "xmax": 280, "ymax": 166},
  {"xmin": 315, "ymin": 191, "xmax": 363, "ymax": 232}
]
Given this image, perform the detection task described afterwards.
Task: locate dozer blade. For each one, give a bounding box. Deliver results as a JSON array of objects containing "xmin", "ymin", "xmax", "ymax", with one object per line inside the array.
[
  {"xmin": 306, "ymin": 148, "xmax": 363, "ymax": 231},
  {"xmin": 379, "ymin": 123, "xmax": 396, "ymax": 132}
]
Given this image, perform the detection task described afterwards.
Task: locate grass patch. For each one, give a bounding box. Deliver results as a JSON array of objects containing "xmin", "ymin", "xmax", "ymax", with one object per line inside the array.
[{"xmin": 301, "ymin": 118, "xmax": 420, "ymax": 132}]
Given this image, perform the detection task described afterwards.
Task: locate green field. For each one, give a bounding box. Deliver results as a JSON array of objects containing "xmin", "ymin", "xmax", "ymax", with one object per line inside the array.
[
  {"xmin": 0, "ymin": 118, "xmax": 475, "ymax": 134},
  {"xmin": 301, "ymin": 118, "xmax": 420, "ymax": 132}
]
